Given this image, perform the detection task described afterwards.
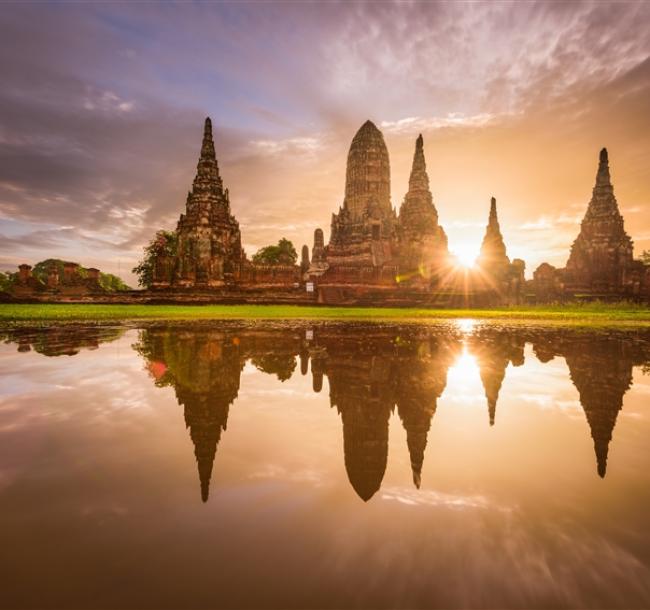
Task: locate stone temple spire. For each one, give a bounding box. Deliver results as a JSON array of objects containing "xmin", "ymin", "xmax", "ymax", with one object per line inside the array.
[
  {"xmin": 343, "ymin": 120, "xmax": 391, "ymax": 220},
  {"xmin": 595, "ymin": 147, "xmax": 612, "ymax": 189},
  {"xmin": 478, "ymin": 197, "xmax": 509, "ymax": 270},
  {"xmin": 192, "ymin": 116, "xmax": 224, "ymax": 196},
  {"xmin": 408, "ymin": 134, "xmax": 430, "ymax": 194},
  {"xmin": 397, "ymin": 134, "xmax": 448, "ymax": 277},
  {"xmin": 565, "ymin": 148, "xmax": 633, "ymax": 287}
]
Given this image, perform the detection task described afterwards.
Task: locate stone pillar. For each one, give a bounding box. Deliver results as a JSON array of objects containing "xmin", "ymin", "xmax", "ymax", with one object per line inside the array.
[
  {"xmin": 18, "ymin": 264, "xmax": 32, "ymax": 283},
  {"xmin": 312, "ymin": 228, "xmax": 325, "ymax": 263},
  {"xmin": 301, "ymin": 245, "xmax": 310, "ymax": 274}
]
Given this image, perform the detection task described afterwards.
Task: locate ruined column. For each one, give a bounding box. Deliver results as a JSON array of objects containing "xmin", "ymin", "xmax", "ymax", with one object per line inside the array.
[{"xmin": 18, "ymin": 264, "xmax": 32, "ymax": 283}]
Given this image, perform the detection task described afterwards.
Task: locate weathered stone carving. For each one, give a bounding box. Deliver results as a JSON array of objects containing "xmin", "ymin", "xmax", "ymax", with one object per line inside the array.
[
  {"xmin": 397, "ymin": 134, "xmax": 449, "ymax": 284},
  {"xmin": 325, "ymin": 120, "xmax": 398, "ymax": 272},
  {"xmin": 532, "ymin": 148, "xmax": 648, "ymax": 300},
  {"xmin": 152, "ymin": 117, "xmax": 246, "ymax": 289}
]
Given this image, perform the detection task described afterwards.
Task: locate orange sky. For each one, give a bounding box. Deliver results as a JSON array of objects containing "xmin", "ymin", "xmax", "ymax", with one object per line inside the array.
[{"xmin": 0, "ymin": 2, "xmax": 649, "ymax": 283}]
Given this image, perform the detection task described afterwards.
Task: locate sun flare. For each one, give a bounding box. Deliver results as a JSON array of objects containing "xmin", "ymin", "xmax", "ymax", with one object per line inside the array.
[{"xmin": 452, "ymin": 244, "xmax": 479, "ymax": 268}]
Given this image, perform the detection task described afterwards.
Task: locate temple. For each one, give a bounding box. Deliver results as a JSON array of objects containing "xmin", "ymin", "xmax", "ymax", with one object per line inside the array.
[
  {"xmin": 5, "ymin": 120, "xmax": 649, "ymax": 306},
  {"xmin": 148, "ymin": 117, "xmax": 301, "ymax": 294},
  {"xmin": 532, "ymin": 148, "xmax": 649, "ymax": 301},
  {"xmin": 308, "ymin": 123, "xmax": 523, "ymax": 305}
]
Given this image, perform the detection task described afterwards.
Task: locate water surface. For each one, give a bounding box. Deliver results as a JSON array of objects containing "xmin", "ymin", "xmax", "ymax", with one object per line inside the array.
[{"xmin": 2, "ymin": 321, "xmax": 650, "ymax": 609}]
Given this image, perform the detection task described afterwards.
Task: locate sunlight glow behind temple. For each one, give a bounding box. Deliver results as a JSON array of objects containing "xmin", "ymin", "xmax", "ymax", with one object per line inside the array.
[{"xmin": 451, "ymin": 243, "xmax": 479, "ymax": 268}]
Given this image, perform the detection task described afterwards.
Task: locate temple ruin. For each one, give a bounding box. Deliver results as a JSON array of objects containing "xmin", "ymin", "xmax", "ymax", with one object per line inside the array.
[
  {"xmin": 5, "ymin": 118, "xmax": 649, "ymax": 305},
  {"xmin": 532, "ymin": 148, "xmax": 649, "ymax": 301}
]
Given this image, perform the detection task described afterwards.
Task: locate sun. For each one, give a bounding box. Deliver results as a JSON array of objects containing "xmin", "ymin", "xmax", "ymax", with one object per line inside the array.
[{"xmin": 452, "ymin": 243, "xmax": 479, "ymax": 268}]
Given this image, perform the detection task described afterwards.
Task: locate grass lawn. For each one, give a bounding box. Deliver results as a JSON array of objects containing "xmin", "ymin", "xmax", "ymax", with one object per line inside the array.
[{"xmin": 2, "ymin": 303, "xmax": 650, "ymax": 327}]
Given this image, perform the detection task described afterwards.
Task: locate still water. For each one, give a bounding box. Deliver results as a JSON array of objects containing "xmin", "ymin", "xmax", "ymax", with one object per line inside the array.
[{"xmin": 1, "ymin": 321, "xmax": 650, "ymax": 609}]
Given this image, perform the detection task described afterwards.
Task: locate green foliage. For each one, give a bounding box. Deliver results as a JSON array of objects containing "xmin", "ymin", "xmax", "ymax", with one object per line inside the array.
[
  {"xmin": 251, "ymin": 354, "xmax": 297, "ymax": 381},
  {"xmin": 252, "ymin": 238, "xmax": 297, "ymax": 266},
  {"xmin": 98, "ymin": 273, "xmax": 130, "ymax": 292},
  {"xmin": 132, "ymin": 230, "xmax": 178, "ymax": 288},
  {"xmin": 0, "ymin": 271, "xmax": 15, "ymax": 292},
  {"xmin": 640, "ymin": 250, "xmax": 650, "ymax": 265}
]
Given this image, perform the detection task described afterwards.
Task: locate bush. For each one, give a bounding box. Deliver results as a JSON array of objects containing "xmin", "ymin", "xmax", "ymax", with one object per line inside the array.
[{"xmin": 252, "ymin": 238, "xmax": 297, "ymax": 266}]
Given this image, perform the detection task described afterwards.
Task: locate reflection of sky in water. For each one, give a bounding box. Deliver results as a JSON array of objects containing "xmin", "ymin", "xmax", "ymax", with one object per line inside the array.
[{"xmin": 1, "ymin": 323, "xmax": 650, "ymax": 609}]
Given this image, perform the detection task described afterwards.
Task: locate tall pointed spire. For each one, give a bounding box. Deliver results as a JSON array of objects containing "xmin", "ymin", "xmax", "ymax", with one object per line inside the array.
[
  {"xmin": 565, "ymin": 147, "xmax": 633, "ymax": 288},
  {"xmin": 489, "ymin": 196, "xmax": 498, "ymax": 225},
  {"xmin": 477, "ymin": 197, "xmax": 509, "ymax": 270},
  {"xmin": 408, "ymin": 133, "xmax": 430, "ymax": 193},
  {"xmin": 397, "ymin": 133, "xmax": 447, "ymax": 276},
  {"xmin": 192, "ymin": 116, "xmax": 223, "ymax": 194},
  {"xmin": 595, "ymin": 147, "xmax": 611, "ymax": 188}
]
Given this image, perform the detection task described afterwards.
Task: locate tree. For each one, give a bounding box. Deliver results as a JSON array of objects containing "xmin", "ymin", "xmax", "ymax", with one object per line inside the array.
[
  {"xmin": 252, "ymin": 238, "xmax": 297, "ymax": 266},
  {"xmin": 0, "ymin": 271, "xmax": 14, "ymax": 292},
  {"xmin": 640, "ymin": 250, "xmax": 650, "ymax": 266},
  {"xmin": 132, "ymin": 230, "xmax": 178, "ymax": 288}
]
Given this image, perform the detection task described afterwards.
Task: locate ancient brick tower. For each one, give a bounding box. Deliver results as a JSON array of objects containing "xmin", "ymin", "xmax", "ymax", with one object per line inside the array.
[
  {"xmin": 327, "ymin": 120, "xmax": 397, "ymax": 268},
  {"xmin": 397, "ymin": 134, "xmax": 449, "ymax": 280},
  {"xmin": 477, "ymin": 197, "xmax": 510, "ymax": 275},
  {"xmin": 155, "ymin": 117, "xmax": 245, "ymax": 288},
  {"xmin": 565, "ymin": 148, "xmax": 634, "ymax": 292}
]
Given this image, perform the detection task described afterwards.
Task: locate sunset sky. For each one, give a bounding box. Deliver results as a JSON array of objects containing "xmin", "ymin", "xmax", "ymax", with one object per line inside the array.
[{"xmin": 1, "ymin": 1, "xmax": 649, "ymax": 284}]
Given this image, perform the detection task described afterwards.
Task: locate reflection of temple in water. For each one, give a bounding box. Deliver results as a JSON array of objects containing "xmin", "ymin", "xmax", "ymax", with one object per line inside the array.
[
  {"xmin": 0, "ymin": 326, "xmax": 124, "ymax": 356},
  {"xmin": 468, "ymin": 332, "xmax": 525, "ymax": 426},
  {"xmin": 304, "ymin": 329, "xmax": 462, "ymax": 500},
  {"xmin": 6, "ymin": 323, "xmax": 650, "ymax": 499},
  {"xmin": 531, "ymin": 333, "xmax": 640, "ymax": 478},
  {"xmin": 135, "ymin": 328, "xmax": 244, "ymax": 501}
]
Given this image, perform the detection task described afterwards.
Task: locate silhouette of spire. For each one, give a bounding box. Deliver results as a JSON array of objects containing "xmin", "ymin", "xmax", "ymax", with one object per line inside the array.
[
  {"xmin": 563, "ymin": 339, "xmax": 631, "ymax": 478},
  {"xmin": 399, "ymin": 405, "xmax": 436, "ymax": 488},
  {"xmin": 595, "ymin": 147, "xmax": 611, "ymax": 188},
  {"xmin": 489, "ymin": 196, "xmax": 497, "ymax": 224},
  {"xmin": 477, "ymin": 197, "xmax": 509, "ymax": 270},
  {"xmin": 341, "ymin": 404, "xmax": 390, "ymax": 501}
]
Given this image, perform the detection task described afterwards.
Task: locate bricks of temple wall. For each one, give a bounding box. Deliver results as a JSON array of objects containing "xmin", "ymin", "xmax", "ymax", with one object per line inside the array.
[
  {"xmin": 10, "ymin": 264, "xmax": 45, "ymax": 295},
  {"xmin": 63, "ymin": 262, "xmax": 81, "ymax": 284},
  {"xmin": 47, "ymin": 265, "xmax": 59, "ymax": 289},
  {"xmin": 640, "ymin": 265, "xmax": 650, "ymax": 300},
  {"xmin": 320, "ymin": 264, "xmax": 399, "ymax": 287},
  {"xmin": 237, "ymin": 264, "xmax": 301, "ymax": 288},
  {"xmin": 85, "ymin": 268, "xmax": 103, "ymax": 292},
  {"xmin": 151, "ymin": 255, "xmax": 174, "ymax": 288},
  {"xmin": 532, "ymin": 263, "xmax": 565, "ymax": 302},
  {"xmin": 18, "ymin": 264, "xmax": 32, "ymax": 283}
]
